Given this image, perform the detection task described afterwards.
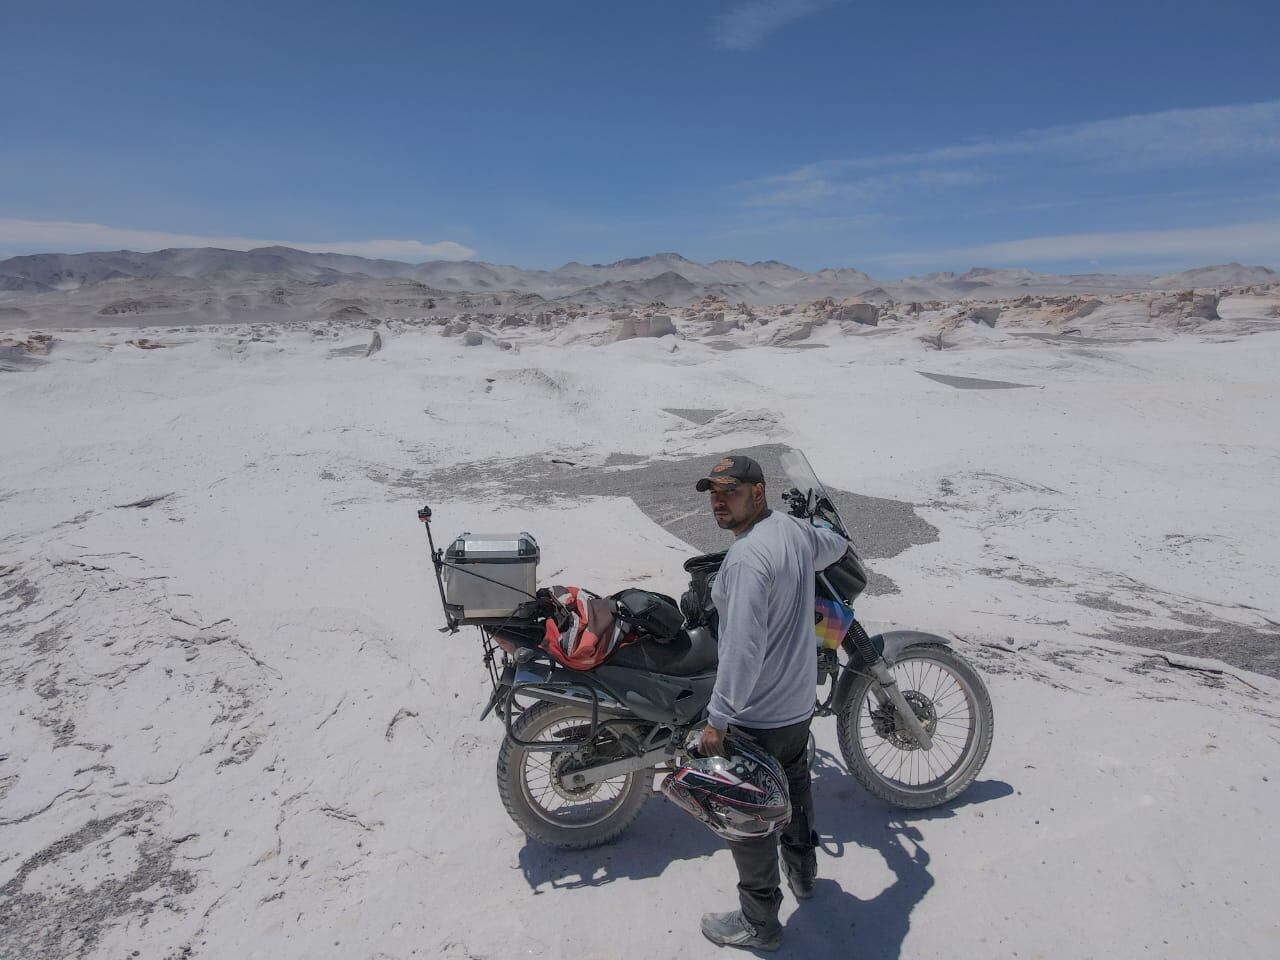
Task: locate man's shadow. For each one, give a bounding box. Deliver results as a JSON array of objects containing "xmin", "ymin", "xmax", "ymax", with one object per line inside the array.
[
  {"xmin": 517, "ymin": 747, "xmax": 1012, "ymax": 960},
  {"xmin": 775, "ymin": 750, "xmax": 1012, "ymax": 960}
]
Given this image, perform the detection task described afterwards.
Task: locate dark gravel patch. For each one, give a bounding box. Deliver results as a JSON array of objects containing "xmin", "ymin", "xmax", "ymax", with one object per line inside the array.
[
  {"xmin": 918, "ymin": 372, "xmax": 1034, "ymax": 390},
  {"xmin": 404, "ymin": 443, "xmax": 940, "ymax": 596},
  {"xmin": 0, "ymin": 804, "xmax": 195, "ymax": 959},
  {"xmin": 1094, "ymin": 609, "xmax": 1280, "ymax": 680},
  {"xmin": 662, "ymin": 408, "xmax": 725, "ymax": 425},
  {"xmin": 1075, "ymin": 593, "xmax": 1148, "ymax": 615}
]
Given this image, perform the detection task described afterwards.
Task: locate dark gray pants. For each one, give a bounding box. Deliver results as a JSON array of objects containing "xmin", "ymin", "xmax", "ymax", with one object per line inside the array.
[{"xmin": 727, "ymin": 717, "xmax": 817, "ymax": 929}]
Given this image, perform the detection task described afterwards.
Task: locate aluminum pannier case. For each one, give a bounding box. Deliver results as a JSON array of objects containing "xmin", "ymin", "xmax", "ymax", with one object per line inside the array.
[{"xmin": 443, "ymin": 532, "xmax": 539, "ymax": 622}]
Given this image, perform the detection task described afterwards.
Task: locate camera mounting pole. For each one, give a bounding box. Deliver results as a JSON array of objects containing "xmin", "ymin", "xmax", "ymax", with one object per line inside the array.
[{"xmin": 417, "ymin": 504, "xmax": 459, "ymax": 634}]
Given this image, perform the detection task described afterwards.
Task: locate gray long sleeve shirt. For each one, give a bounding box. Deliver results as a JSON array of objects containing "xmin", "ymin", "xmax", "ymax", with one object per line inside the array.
[{"xmin": 708, "ymin": 511, "xmax": 850, "ymax": 730}]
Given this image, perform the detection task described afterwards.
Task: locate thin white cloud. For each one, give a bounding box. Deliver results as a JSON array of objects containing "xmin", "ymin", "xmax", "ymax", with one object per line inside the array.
[
  {"xmin": 856, "ymin": 99, "xmax": 1280, "ymax": 172},
  {"xmin": 713, "ymin": 0, "xmax": 825, "ymax": 51},
  {"xmin": 744, "ymin": 168, "xmax": 989, "ymax": 207},
  {"xmin": 0, "ymin": 218, "xmax": 477, "ymax": 261},
  {"xmin": 863, "ymin": 219, "xmax": 1280, "ymax": 270},
  {"xmin": 742, "ymin": 99, "xmax": 1280, "ymax": 208}
]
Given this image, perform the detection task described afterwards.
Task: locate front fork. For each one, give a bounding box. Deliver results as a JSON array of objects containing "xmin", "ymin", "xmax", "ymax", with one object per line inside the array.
[
  {"xmin": 865, "ymin": 659, "xmax": 934, "ymax": 751},
  {"xmin": 823, "ymin": 592, "xmax": 935, "ymax": 751}
]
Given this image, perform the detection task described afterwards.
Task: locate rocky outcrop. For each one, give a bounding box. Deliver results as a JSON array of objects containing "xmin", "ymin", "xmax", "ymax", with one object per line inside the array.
[
  {"xmin": 329, "ymin": 305, "xmax": 370, "ymax": 324},
  {"xmin": 613, "ymin": 314, "xmax": 677, "ymax": 341},
  {"xmin": 0, "ymin": 333, "xmax": 53, "ymax": 355},
  {"xmin": 965, "ymin": 305, "xmax": 1002, "ymax": 327},
  {"xmin": 99, "ymin": 296, "xmax": 192, "ymax": 316},
  {"xmin": 1190, "ymin": 292, "xmax": 1221, "ymax": 320},
  {"xmin": 765, "ymin": 319, "xmax": 816, "ymax": 344},
  {"xmin": 1148, "ymin": 291, "xmax": 1220, "ymax": 328},
  {"xmin": 708, "ymin": 315, "xmax": 743, "ymax": 335},
  {"xmin": 836, "ymin": 302, "xmax": 880, "ymax": 326},
  {"xmin": 1070, "ymin": 298, "xmax": 1103, "ymax": 320}
]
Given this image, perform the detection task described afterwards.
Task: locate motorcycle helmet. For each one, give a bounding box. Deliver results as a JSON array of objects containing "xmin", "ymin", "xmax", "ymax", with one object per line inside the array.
[{"xmin": 661, "ymin": 734, "xmax": 791, "ymax": 841}]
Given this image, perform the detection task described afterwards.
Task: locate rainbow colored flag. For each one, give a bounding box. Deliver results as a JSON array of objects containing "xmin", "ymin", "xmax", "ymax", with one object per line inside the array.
[{"xmin": 815, "ymin": 598, "xmax": 855, "ymax": 650}]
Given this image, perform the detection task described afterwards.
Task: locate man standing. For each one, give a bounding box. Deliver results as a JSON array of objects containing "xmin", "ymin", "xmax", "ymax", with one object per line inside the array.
[{"xmin": 694, "ymin": 453, "xmax": 849, "ymax": 951}]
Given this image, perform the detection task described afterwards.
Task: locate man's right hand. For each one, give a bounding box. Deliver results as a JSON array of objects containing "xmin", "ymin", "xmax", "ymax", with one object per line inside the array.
[{"xmin": 698, "ymin": 724, "xmax": 728, "ymax": 758}]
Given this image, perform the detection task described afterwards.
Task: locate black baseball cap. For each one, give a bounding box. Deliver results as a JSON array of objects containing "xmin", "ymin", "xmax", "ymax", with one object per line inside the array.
[{"xmin": 695, "ymin": 454, "xmax": 765, "ymax": 492}]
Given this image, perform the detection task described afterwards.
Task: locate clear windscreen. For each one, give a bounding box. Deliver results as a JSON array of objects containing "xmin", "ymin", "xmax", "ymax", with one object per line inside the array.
[{"xmin": 779, "ymin": 448, "xmax": 850, "ymax": 538}]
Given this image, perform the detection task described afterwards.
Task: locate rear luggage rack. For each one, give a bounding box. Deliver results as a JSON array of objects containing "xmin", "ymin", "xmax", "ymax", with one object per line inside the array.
[
  {"xmin": 478, "ymin": 656, "xmax": 640, "ymax": 754},
  {"xmin": 502, "ymin": 661, "xmax": 625, "ymax": 750}
]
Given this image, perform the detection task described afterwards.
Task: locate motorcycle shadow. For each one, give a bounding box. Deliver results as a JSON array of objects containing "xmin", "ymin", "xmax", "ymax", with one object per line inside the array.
[
  {"xmin": 516, "ymin": 749, "xmax": 1013, "ymax": 960},
  {"xmin": 516, "ymin": 781, "xmax": 726, "ymax": 893}
]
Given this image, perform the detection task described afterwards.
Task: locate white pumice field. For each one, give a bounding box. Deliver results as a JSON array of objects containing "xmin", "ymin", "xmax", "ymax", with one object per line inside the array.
[{"xmin": 2, "ymin": 293, "xmax": 1278, "ymax": 959}]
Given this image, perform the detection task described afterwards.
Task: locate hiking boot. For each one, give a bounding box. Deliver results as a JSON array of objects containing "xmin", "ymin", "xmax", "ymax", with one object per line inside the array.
[
  {"xmin": 783, "ymin": 860, "xmax": 816, "ymax": 900},
  {"xmin": 700, "ymin": 910, "xmax": 782, "ymax": 951}
]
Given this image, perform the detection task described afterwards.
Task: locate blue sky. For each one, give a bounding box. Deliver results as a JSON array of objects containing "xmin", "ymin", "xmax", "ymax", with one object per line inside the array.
[{"xmin": 3, "ymin": 0, "xmax": 1279, "ymax": 276}]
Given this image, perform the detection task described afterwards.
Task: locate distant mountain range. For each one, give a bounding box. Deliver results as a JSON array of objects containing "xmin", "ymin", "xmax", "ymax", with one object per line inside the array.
[{"xmin": 0, "ymin": 247, "xmax": 1275, "ymax": 306}]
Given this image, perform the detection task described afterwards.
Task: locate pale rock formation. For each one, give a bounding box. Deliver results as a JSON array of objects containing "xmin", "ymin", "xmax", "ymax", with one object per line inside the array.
[
  {"xmin": 708, "ymin": 315, "xmax": 743, "ymax": 335},
  {"xmin": 965, "ymin": 305, "xmax": 1002, "ymax": 327},
  {"xmin": 329, "ymin": 305, "xmax": 370, "ymax": 324},
  {"xmin": 613, "ymin": 314, "xmax": 676, "ymax": 341},
  {"xmin": 1190, "ymin": 292, "xmax": 1221, "ymax": 320},
  {"xmin": 765, "ymin": 318, "xmax": 816, "ymax": 344},
  {"xmin": 836, "ymin": 302, "xmax": 880, "ymax": 326},
  {"xmin": 806, "ymin": 298, "xmax": 836, "ymax": 318},
  {"xmin": 0, "ymin": 333, "xmax": 54, "ymax": 355},
  {"xmin": 1070, "ymin": 298, "xmax": 1104, "ymax": 320},
  {"xmin": 1148, "ymin": 291, "xmax": 1221, "ymax": 328}
]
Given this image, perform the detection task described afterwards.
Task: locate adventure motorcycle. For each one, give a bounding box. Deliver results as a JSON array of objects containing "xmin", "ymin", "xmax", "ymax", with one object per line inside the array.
[{"xmin": 416, "ymin": 450, "xmax": 994, "ymax": 849}]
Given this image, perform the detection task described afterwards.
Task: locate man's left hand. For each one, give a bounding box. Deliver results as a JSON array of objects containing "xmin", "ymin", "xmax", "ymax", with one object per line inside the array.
[{"xmin": 698, "ymin": 724, "xmax": 727, "ymax": 757}]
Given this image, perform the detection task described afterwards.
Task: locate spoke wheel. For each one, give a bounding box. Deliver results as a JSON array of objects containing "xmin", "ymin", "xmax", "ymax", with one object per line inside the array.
[
  {"xmin": 497, "ymin": 702, "xmax": 650, "ymax": 849},
  {"xmin": 837, "ymin": 644, "xmax": 993, "ymax": 809}
]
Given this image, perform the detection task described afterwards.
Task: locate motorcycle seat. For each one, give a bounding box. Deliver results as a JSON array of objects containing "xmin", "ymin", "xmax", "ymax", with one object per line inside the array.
[{"xmin": 608, "ymin": 625, "xmax": 717, "ymax": 676}]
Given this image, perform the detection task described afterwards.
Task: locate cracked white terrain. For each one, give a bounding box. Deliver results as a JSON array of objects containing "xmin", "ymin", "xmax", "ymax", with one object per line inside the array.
[{"xmin": 1, "ymin": 306, "xmax": 1278, "ymax": 959}]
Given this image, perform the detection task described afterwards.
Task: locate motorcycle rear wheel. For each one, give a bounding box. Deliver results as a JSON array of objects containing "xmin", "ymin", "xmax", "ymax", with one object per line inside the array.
[
  {"xmin": 496, "ymin": 701, "xmax": 651, "ymax": 849},
  {"xmin": 836, "ymin": 643, "xmax": 993, "ymax": 808}
]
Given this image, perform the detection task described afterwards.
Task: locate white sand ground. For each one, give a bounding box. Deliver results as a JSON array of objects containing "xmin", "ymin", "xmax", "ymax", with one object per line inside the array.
[{"xmin": 1, "ymin": 319, "xmax": 1278, "ymax": 959}]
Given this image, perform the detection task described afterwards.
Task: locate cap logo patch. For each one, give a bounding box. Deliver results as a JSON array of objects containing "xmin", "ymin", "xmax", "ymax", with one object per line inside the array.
[{"xmin": 712, "ymin": 458, "xmax": 735, "ymax": 473}]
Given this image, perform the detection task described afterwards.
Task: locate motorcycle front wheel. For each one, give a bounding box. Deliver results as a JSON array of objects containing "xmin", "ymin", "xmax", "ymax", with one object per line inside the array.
[
  {"xmin": 496, "ymin": 701, "xmax": 651, "ymax": 849},
  {"xmin": 836, "ymin": 643, "xmax": 993, "ymax": 809}
]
